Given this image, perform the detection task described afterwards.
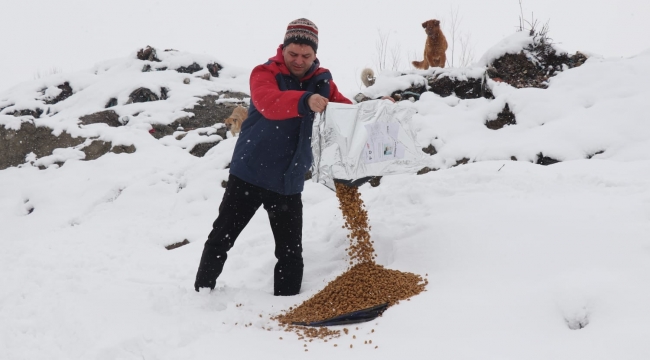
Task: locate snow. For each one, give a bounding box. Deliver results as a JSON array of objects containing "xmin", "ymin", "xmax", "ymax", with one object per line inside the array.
[{"xmin": 3, "ymin": 3, "xmax": 650, "ymax": 359}]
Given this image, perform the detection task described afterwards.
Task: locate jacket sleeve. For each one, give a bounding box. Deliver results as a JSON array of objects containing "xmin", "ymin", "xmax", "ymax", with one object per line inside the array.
[
  {"xmin": 328, "ymin": 80, "xmax": 352, "ymax": 104},
  {"xmin": 250, "ymin": 64, "xmax": 307, "ymax": 120}
]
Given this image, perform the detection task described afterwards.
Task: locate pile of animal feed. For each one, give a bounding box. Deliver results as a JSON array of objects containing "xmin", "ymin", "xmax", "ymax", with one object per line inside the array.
[{"xmin": 274, "ymin": 183, "xmax": 427, "ymax": 342}]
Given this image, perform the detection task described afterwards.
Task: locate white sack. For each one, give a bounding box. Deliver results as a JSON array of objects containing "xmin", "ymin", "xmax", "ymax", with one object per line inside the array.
[{"xmin": 311, "ymin": 100, "xmax": 428, "ymax": 189}]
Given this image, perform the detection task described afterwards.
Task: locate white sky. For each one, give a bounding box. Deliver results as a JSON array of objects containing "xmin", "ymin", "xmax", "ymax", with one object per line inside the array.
[{"xmin": 1, "ymin": 0, "xmax": 649, "ymax": 93}]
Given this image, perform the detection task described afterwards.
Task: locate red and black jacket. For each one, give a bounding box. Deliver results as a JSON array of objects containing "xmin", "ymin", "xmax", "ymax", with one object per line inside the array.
[{"xmin": 230, "ymin": 45, "xmax": 351, "ymax": 195}]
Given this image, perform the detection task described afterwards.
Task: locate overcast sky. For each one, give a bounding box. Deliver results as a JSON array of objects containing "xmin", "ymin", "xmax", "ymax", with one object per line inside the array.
[{"xmin": 1, "ymin": 0, "xmax": 649, "ymax": 93}]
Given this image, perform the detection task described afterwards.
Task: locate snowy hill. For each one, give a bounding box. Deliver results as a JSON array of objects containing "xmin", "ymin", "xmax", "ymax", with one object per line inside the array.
[{"xmin": 2, "ymin": 31, "xmax": 650, "ymax": 360}]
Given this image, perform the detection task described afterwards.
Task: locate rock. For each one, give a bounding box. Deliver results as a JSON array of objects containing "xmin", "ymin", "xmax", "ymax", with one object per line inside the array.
[
  {"xmin": 586, "ymin": 150, "xmax": 604, "ymax": 159},
  {"xmin": 390, "ymin": 83, "xmax": 427, "ymax": 102},
  {"xmin": 9, "ymin": 108, "xmax": 43, "ymax": 119},
  {"xmin": 149, "ymin": 123, "xmax": 176, "ymax": 139},
  {"xmin": 105, "ymin": 98, "xmax": 118, "ymax": 108},
  {"xmin": 422, "ymin": 144, "xmax": 437, "ymax": 155},
  {"xmin": 207, "ymin": 63, "xmax": 223, "ymax": 77},
  {"xmin": 81, "ymin": 140, "xmax": 136, "ymax": 161},
  {"xmin": 183, "ymin": 78, "xmax": 191, "ymax": 84},
  {"xmin": 136, "ymin": 46, "xmax": 160, "ymax": 62},
  {"xmin": 189, "ymin": 141, "xmax": 220, "ymax": 157},
  {"xmin": 486, "ymin": 38, "xmax": 588, "ymax": 89},
  {"xmin": 417, "ymin": 167, "xmax": 437, "ymax": 175},
  {"xmin": 452, "ymin": 158, "xmax": 471, "ymax": 167},
  {"xmin": 200, "ymin": 73, "xmax": 211, "ymax": 81},
  {"xmin": 127, "ymin": 87, "xmax": 164, "ymax": 104},
  {"xmin": 45, "ymin": 82, "xmax": 74, "ymax": 105},
  {"xmin": 79, "ymin": 110, "xmax": 122, "ymax": 127},
  {"xmin": 354, "ymin": 93, "xmax": 372, "ymax": 103},
  {"xmin": 485, "ymin": 103, "xmax": 517, "ymax": 130},
  {"xmin": 176, "ymin": 63, "xmax": 202, "ymax": 74},
  {"xmin": 111, "ymin": 144, "xmax": 136, "ymax": 154},
  {"xmin": 148, "ymin": 92, "xmax": 248, "ymax": 141},
  {"xmin": 172, "ymin": 93, "xmax": 249, "ymax": 130},
  {"xmin": 368, "ymin": 176, "xmax": 382, "ymax": 187},
  {"xmin": 80, "ymin": 140, "xmax": 110, "ymax": 160},
  {"xmin": 428, "ymin": 73, "xmax": 494, "ymax": 99},
  {"xmin": 536, "ymin": 153, "xmax": 560, "ymax": 165},
  {"xmin": 0, "ymin": 122, "xmax": 85, "ymax": 170}
]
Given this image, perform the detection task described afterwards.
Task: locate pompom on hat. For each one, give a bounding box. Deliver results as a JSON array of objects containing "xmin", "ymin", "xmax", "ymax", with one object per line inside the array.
[{"xmin": 283, "ymin": 18, "xmax": 318, "ymax": 53}]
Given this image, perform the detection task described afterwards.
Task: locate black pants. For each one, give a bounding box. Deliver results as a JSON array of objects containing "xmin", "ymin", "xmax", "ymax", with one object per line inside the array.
[{"xmin": 194, "ymin": 174, "xmax": 304, "ymax": 296}]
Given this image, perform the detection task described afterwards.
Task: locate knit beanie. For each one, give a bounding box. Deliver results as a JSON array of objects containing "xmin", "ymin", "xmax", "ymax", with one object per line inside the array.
[{"xmin": 283, "ymin": 18, "xmax": 318, "ymax": 53}]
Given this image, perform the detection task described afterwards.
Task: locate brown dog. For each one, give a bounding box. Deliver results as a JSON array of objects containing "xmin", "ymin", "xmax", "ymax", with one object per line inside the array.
[
  {"xmin": 412, "ymin": 19, "xmax": 448, "ymax": 70},
  {"xmin": 224, "ymin": 105, "xmax": 247, "ymax": 136}
]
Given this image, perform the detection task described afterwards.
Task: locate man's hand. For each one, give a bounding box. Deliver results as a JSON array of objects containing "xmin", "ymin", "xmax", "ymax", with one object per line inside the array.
[
  {"xmin": 308, "ymin": 94, "xmax": 329, "ymax": 113},
  {"xmin": 380, "ymin": 96, "xmax": 395, "ymax": 103}
]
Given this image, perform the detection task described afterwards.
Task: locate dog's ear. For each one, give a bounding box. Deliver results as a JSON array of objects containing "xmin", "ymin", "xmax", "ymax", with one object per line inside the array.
[
  {"xmin": 433, "ymin": 20, "xmax": 440, "ymax": 26},
  {"xmin": 421, "ymin": 21, "xmax": 428, "ymax": 28}
]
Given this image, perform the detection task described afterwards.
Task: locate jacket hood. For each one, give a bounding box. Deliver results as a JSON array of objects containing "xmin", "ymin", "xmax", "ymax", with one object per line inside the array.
[{"xmin": 269, "ymin": 44, "xmax": 321, "ymax": 80}]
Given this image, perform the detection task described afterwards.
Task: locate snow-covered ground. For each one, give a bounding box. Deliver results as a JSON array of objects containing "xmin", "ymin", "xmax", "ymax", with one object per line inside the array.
[{"xmin": 3, "ymin": 5, "xmax": 650, "ymax": 359}]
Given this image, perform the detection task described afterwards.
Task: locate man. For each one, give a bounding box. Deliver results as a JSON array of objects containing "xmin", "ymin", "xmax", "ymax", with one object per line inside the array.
[{"xmin": 194, "ymin": 18, "xmax": 352, "ymax": 295}]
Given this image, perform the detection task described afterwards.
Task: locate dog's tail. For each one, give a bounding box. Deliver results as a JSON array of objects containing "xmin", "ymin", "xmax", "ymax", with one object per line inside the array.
[
  {"xmin": 411, "ymin": 60, "xmax": 428, "ymax": 70},
  {"xmin": 360, "ymin": 68, "xmax": 375, "ymax": 87}
]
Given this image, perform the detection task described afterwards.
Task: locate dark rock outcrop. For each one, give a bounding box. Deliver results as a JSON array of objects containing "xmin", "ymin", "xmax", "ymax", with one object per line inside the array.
[
  {"xmin": 390, "ymin": 83, "xmax": 427, "ymax": 102},
  {"xmin": 127, "ymin": 87, "xmax": 168, "ymax": 104},
  {"xmin": 81, "ymin": 140, "xmax": 135, "ymax": 160},
  {"xmin": 207, "ymin": 63, "xmax": 223, "ymax": 77},
  {"xmin": 176, "ymin": 63, "xmax": 202, "ymax": 74},
  {"xmin": 485, "ymin": 103, "xmax": 517, "ymax": 130},
  {"xmin": 172, "ymin": 92, "xmax": 249, "ymax": 130},
  {"xmin": 189, "ymin": 141, "xmax": 220, "ymax": 157},
  {"xmin": 137, "ymin": 46, "xmax": 160, "ymax": 62},
  {"xmin": 486, "ymin": 35, "xmax": 587, "ymax": 89},
  {"xmin": 428, "ymin": 73, "xmax": 494, "ymax": 99},
  {"xmin": 0, "ymin": 122, "xmax": 85, "ymax": 170},
  {"xmin": 79, "ymin": 110, "xmax": 122, "ymax": 127},
  {"xmin": 8, "ymin": 108, "xmax": 44, "ymax": 119},
  {"xmin": 45, "ymin": 82, "xmax": 74, "ymax": 105},
  {"xmin": 536, "ymin": 153, "xmax": 560, "ymax": 165},
  {"xmin": 422, "ymin": 144, "xmax": 437, "ymax": 156},
  {"xmin": 105, "ymin": 98, "xmax": 118, "ymax": 108}
]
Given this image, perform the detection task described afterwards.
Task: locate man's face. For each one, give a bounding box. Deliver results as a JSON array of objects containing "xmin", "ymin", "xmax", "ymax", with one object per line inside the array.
[{"xmin": 282, "ymin": 43, "xmax": 316, "ymax": 79}]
